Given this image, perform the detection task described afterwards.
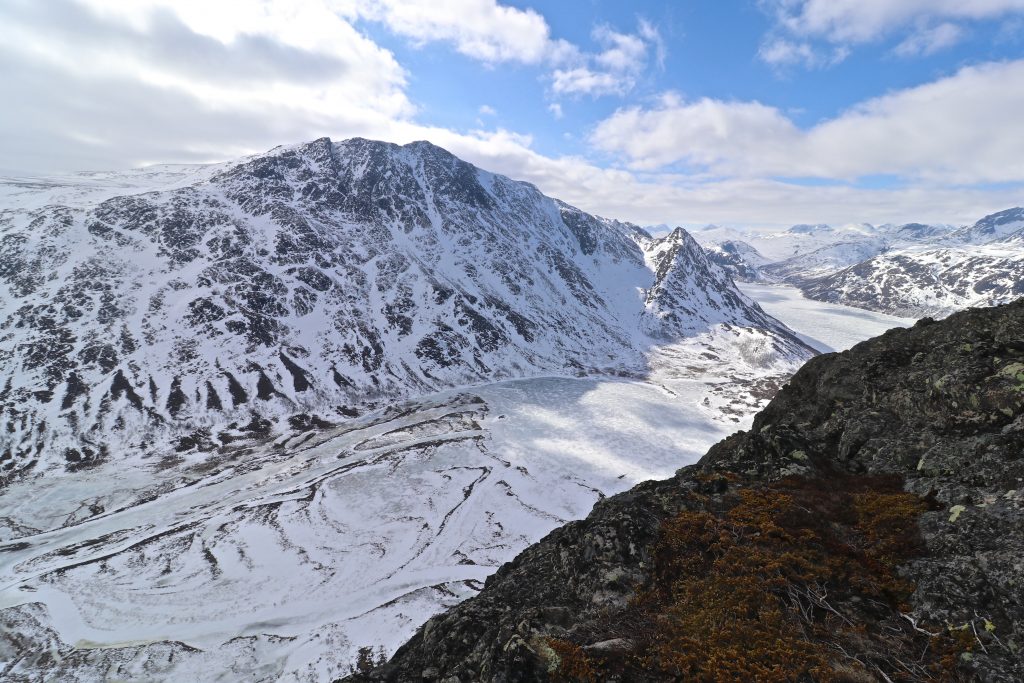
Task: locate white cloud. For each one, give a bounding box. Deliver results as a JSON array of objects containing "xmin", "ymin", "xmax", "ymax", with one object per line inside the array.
[
  {"xmin": 758, "ymin": 39, "xmax": 849, "ymax": 68},
  {"xmin": 548, "ymin": 103, "xmax": 564, "ymax": 119},
  {"xmin": 0, "ymin": 0, "xmax": 415, "ymax": 171},
  {"xmin": 435, "ymin": 128, "xmax": 1023, "ymax": 228},
  {"xmin": 759, "ymin": 0, "xmax": 1024, "ymax": 67},
  {"xmin": 353, "ymin": 0, "xmax": 554, "ymax": 64},
  {"xmin": 552, "ymin": 67, "xmax": 632, "ymax": 97},
  {"xmin": 0, "ymin": 0, "xmax": 1019, "ymax": 230},
  {"xmin": 767, "ymin": 0, "xmax": 1024, "ymax": 43},
  {"xmin": 478, "ymin": 104, "xmax": 497, "ymax": 116},
  {"xmin": 353, "ymin": 2, "xmax": 662, "ymax": 99},
  {"xmin": 591, "ymin": 60, "xmax": 1024, "ymax": 184},
  {"xmin": 551, "ymin": 23, "xmax": 661, "ymax": 97},
  {"xmin": 894, "ymin": 22, "xmax": 966, "ymax": 56}
]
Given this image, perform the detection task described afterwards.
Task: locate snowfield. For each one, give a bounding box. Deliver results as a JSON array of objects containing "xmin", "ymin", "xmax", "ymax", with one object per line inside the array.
[{"xmin": 1, "ymin": 375, "xmax": 741, "ymax": 682}]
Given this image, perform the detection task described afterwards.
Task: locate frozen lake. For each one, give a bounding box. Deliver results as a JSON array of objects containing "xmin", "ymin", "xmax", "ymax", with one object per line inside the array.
[{"xmin": 739, "ymin": 282, "xmax": 916, "ymax": 353}]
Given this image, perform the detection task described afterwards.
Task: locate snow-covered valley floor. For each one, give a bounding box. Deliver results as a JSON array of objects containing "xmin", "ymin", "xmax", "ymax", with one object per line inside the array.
[
  {"xmin": 739, "ymin": 282, "xmax": 916, "ymax": 352},
  {"xmin": 0, "ymin": 375, "xmax": 741, "ymax": 682}
]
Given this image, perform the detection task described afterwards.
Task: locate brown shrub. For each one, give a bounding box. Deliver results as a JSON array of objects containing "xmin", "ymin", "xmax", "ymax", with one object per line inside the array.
[{"xmin": 553, "ymin": 474, "xmax": 969, "ymax": 682}]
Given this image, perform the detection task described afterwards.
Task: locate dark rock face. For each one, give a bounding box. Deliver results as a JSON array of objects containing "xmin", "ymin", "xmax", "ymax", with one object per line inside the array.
[{"xmin": 348, "ymin": 300, "xmax": 1024, "ymax": 682}]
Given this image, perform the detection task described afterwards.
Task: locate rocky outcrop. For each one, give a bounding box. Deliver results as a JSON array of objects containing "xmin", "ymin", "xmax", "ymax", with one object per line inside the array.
[{"xmin": 346, "ymin": 299, "xmax": 1024, "ymax": 682}]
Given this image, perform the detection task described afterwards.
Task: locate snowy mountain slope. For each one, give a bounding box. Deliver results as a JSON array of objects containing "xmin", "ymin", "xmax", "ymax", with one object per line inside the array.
[
  {"xmin": 799, "ymin": 242, "xmax": 1024, "ymax": 318},
  {"xmin": 0, "ymin": 137, "xmax": 812, "ymax": 482},
  {"xmin": 0, "ymin": 163, "xmax": 234, "ymax": 211},
  {"xmin": 742, "ymin": 222, "xmax": 879, "ymax": 262},
  {"xmin": 761, "ymin": 236, "xmax": 891, "ymax": 283},
  {"xmin": 694, "ymin": 209, "xmax": 1022, "ymax": 318},
  {"xmin": 702, "ymin": 239, "xmax": 771, "ymax": 282},
  {"xmin": 947, "ymin": 207, "xmax": 1024, "ymax": 244},
  {"xmin": 792, "ymin": 209, "xmax": 1024, "ymax": 317},
  {"xmin": 875, "ymin": 221, "xmax": 956, "ymax": 243},
  {"xmin": 696, "ymin": 223, "xmax": 888, "ymax": 282}
]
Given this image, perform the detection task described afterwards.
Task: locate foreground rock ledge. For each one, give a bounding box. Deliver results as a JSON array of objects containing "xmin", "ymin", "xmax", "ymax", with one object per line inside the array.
[{"xmin": 343, "ymin": 300, "xmax": 1024, "ymax": 683}]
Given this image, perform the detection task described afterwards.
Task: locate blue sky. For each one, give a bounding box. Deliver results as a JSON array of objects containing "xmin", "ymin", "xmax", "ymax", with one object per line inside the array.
[
  {"xmin": 366, "ymin": 0, "xmax": 1024, "ymax": 171},
  {"xmin": 2, "ymin": 0, "xmax": 1024, "ymax": 227}
]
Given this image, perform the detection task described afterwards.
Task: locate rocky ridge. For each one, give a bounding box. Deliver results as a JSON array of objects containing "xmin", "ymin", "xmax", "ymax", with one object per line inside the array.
[{"xmin": 348, "ymin": 299, "xmax": 1024, "ymax": 682}]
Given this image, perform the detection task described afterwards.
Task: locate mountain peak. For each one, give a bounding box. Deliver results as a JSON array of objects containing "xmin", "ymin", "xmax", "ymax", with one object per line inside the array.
[{"xmin": 0, "ymin": 138, "xmax": 813, "ymax": 477}]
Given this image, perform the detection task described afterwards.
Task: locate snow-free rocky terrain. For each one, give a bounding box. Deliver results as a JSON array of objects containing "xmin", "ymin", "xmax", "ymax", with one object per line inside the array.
[
  {"xmin": 697, "ymin": 209, "xmax": 1024, "ymax": 318},
  {"xmin": 0, "ymin": 138, "xmax": 818, "ymax": 680}
]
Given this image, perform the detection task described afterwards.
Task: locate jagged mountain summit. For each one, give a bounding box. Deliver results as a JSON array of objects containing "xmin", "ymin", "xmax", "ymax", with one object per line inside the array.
[{"xmin": 0, "ymin": 137, "xmax": 811, "ymax": 480}]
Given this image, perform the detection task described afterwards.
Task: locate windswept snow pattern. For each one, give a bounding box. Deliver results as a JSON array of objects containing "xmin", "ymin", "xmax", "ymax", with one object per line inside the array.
[{"xmin": 0, "ymin": 377, "xmax": 741, "ymax": 682}]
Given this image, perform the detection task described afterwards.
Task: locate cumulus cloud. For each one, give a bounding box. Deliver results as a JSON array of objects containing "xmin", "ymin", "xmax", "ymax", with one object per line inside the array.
[
  {"xmin": 0, "ymin": 0, "xmax": 414, "ymax": 171},
  {"xmin": 353, "ymin": 0, "xmax": 554, "ymax": 64},
  {"xmin": 551, "ymin": 23, "xmax": 661, "ymax": 97},
  {"xmin": 758, "ymin": 39, "xmax": 850, "ymax": 68},
  {"xmin": 758, "ymin": 0, "xmax": 1024, "ymax": 66},
  {"xmin": 768, "ymin": 0, "xmax": 1024, "ymax": 43},
  {"xmin": 352, "ymin": 1, "xmax": 662, "ymax": 99},
  {"xmin": 591, "ymin": 60, "xmax": 1024, "ymax": 184}
]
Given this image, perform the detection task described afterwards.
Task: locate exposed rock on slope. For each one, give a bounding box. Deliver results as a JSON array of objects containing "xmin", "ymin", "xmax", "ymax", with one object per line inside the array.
[
  {"xmin": 348, "ymin": 299, "xmax": 1024, "ymax": 682},
  {"xmin": 701, "ymin": 239, "xmax": 770, "ymax": 282},
  {"xmin": 794, "ymin": 209, "xmax": 1024, "ymax": 318},
  {"xmin": 0, "ymin": 138, "xmax": 811, "ymax": 480},
  {"xmin": 800, "ymin": 244, "xmax": 1024, "ymax": 318}
]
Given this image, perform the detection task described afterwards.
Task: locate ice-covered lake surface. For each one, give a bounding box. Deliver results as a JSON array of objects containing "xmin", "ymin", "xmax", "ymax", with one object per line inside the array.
[
  {"xmin": 0, "ymin": 375, "xmax": 747, "ymax": 682},
  {"xmin": 0, "ymin": 286, "xmax": 910, "ymax": 681},
  {"xmin": 739, "ymin": 282, "xmax": 916, "ymax": 353}
]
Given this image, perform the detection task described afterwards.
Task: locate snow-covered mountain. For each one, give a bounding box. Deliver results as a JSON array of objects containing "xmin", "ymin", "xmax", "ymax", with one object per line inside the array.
[
  {"xmin": 702, "ymin": 239, "xmax": 772, "ymax": 282},
  {"xmin": 0, "ymin": 137, "xmax": 811, "ymax": 482},
  {"xmin": 947, "ymin": 207, "xmax": 1024, "ymax": 244},
  {"xmin": 697, "ymin": 210, "xmax": 1023, "ymax": 318},
  {"xmin": 696, "ymin": 222, "xmax": 889, "ymax": 281},
  {"xmin": 761, "ymin": 236, "xmax": 891, "ymax": 283},
  {"xmin": 0, "ymin": 137, "xmax": 822, "ymax": 682},
  {"xmin": 799, "ymin": 241, "xmax": 1024, "ymax": 317},
  {"xmin": 796, "ymin": 209, "xmax": 1023, "ymax": 317}
]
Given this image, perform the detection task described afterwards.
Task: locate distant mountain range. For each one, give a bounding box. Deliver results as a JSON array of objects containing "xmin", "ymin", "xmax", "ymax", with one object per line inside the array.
[{"xmin": 696, "ymin": 207, "xmax": 1024, "ymax": 317}]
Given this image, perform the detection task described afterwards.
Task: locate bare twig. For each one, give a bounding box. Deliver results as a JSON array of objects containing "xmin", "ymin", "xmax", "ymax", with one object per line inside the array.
[{"xmin": 900, "ymin": 613, "xmax": 940, "ymax": 637}]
